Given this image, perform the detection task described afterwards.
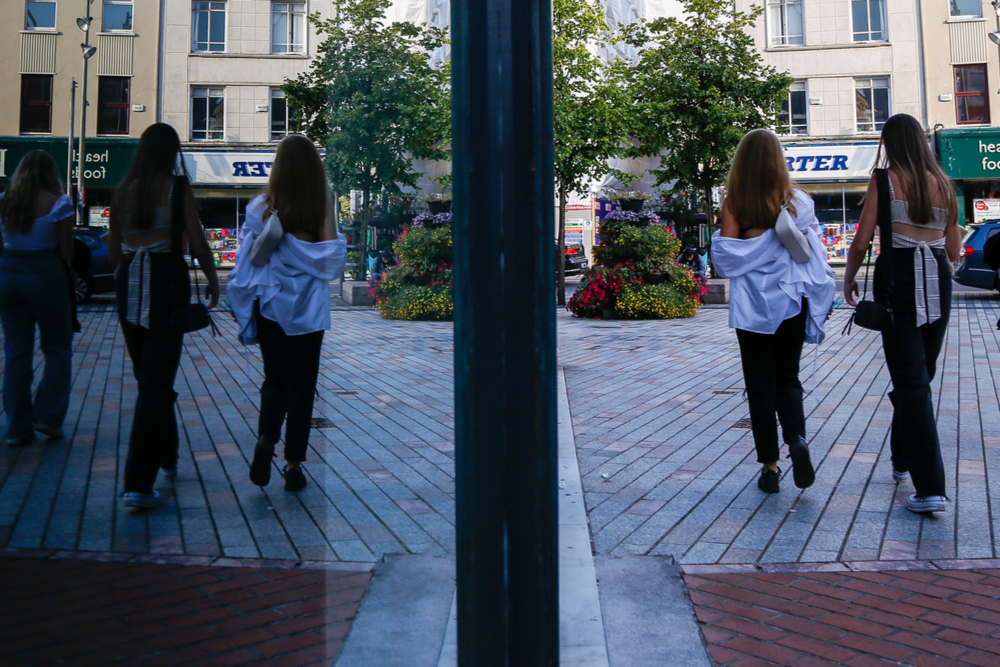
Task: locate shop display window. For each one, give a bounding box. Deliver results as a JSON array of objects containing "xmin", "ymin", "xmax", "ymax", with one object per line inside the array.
[{"xmin": 807, "ymin": 185, "xmax": 875, "ymax": 262}]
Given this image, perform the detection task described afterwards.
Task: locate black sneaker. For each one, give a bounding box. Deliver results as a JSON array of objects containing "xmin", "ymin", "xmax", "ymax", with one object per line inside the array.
[
  {"xmin": 249, "ymin": 437, "xmax": 276, "ymax": 487},
  {"xmin": 283, "ymin": 466, "xmax": 307, "ymax": 492},
  {"xmin": 758, "ymin": 466, "xmax": 781, "ymax": 494},
  {"xmin": 788, "ymin": 437, "xmax": 816, "ymax": 489}
]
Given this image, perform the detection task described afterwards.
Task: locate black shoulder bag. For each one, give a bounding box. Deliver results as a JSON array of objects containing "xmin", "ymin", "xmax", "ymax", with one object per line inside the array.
[
  {"xmin": 845, "ymin": 168, "xmax": 893, "ymax": 333},
  {"xmin": 169, "ymin": 176, "xmax": 217, "ymax": 336}
]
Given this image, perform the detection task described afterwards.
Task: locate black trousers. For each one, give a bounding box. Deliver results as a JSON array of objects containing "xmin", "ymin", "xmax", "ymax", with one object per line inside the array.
[
  {"xmin": 254, "ymin": 302, "xmax": 324, "ymax": 463},
  {"xmin": 735, "ymin": 300, "xmax": 808, "ymax": 465},
  {"xmin": 116, "ymin": 253, "xmax": 187, "ymax": 494},
  {"xmin": 879, "ymin": 247, "xmax": 951, "ymax": 498}
]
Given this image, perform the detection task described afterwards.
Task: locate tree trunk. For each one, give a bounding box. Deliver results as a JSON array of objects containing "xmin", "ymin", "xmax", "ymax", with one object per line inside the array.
[
  {"xmin": 361, "ymin": 188, "xmax": 371, "ymax": 281},
  {"xmin": 557, "ymin": 185, "xmax": 567, "ymax": 307}
]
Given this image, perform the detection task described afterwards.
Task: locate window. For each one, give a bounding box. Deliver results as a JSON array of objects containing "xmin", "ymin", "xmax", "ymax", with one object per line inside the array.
[
  {"xmin": 855, "ymin": 78, "xmax": 890, "ymax": 133},
  {"xmin": 768, "ymin": 0, "xmax": 804, "ymax": 46},
  {"xmin": 191, "ymin": 87, "xmax": 224, "ymax": 141},
  {"xmin": 950, "ymin": 0, "xmax": 982, "ymax": 17},
  {"xmin": 852, "ymin": 0, "xmax": 887, "ymax": 42},
  {"xmin": 271, "ymin": 2, "xmax": 306, "ymax": 54},
  {"xmin": 25, "ymin": 2, "xmax": 57, "ymax": 29},
  {"xmin": 97, "ymin": 77, "xmax": 130, "ymax": 135},
  {"xmin": 20, "ymin": 75, "xmax": 53, "ymax": 134},
  {"xmin": 956, "ymin": 65, "xmax": 990, "ymax": 125},
  {"xmin": 777, "ymin": 81, "xmax": 807, "ymax": 135},
  {"xmin": 192, "ymin": 2, "xmax": 226, "ymax": 53},
  {"xmin": 103, "ymin": 0, "xmax": 132, "ymax": 31},
  {"xmin": 270, "ymin": 89, "xmax": 298, "ymax": 140}
]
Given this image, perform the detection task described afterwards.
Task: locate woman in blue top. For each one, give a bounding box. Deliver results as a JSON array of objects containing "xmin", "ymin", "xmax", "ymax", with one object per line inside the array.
[{"xmin": 0, "ymin": 150, "xmax": 76, "ymax": 446}]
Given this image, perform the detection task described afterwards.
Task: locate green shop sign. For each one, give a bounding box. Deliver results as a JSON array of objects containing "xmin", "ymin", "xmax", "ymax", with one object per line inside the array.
[
  {"xmin": 0, "ymin": 136, "xmax": 137, "ymax": 187},
  {"xmin": 937, "ymin": 128, "xmax": 1000, "ymax": 180}
]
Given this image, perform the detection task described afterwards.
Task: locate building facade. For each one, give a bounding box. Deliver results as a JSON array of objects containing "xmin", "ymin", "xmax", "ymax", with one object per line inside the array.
[
  {"xmin": 1, "ymin": 0, "xmax": 160, "ymax": 215},
  {"xmin": 737, "ymin": 0, "xmax": 924, "ymax": 260}
]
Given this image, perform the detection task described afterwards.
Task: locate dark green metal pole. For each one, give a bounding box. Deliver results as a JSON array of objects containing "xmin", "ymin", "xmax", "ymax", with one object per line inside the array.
[{"xmin": 452, "ymin": 0, "xmax": 558, "ymax": 664}]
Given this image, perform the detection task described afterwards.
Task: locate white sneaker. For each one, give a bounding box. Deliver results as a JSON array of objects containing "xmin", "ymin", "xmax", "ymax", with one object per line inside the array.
[
  {"xmin": 161, "ymin": 467, "xmax": 177, "ymax": 481},
  {"xmin": 892, "ymin": 469, "xmax": 910, "ymax": 484},
  {"xmin": 124, "ymin": 491, "xmax": 164, "ymax": 509},
  {"xmin": 906, "ymin": 495, "xmax": 946, "ymax": 514}
]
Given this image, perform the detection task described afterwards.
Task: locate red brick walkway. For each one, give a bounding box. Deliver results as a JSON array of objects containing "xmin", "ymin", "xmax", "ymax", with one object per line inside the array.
[
  {"xmin": 685, "ymin": 565, "xmax": 1000, "ymax": 666},
  {"xmin": 0, "ymin": 555, "xmax": 371, "ymax": 666}
]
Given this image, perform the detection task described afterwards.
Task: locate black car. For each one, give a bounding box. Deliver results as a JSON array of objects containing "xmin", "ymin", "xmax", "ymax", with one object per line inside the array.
[
  {"xmin": 72, "ymin": 227, "xmax": 115, "ymax": 301},
  {"xmin": 559, "ymin": 242, "xmax": 590, "ymax": 276}
]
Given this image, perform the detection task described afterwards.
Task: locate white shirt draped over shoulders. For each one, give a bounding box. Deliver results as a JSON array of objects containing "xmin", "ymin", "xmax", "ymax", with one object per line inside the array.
[
  {"xmin": 228, "ymin": 194, "xmax": 347, "ymax": 345},
  {"xmin": 710, "ymin": 190, "xmax": 836, "ymax": 344}
]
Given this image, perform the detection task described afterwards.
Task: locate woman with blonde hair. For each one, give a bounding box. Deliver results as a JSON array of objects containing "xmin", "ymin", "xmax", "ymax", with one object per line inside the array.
[
  {"xmin": 0, "ymin": 150, "xmax": 75, "ymax": 446},
  {"xmin": 228, "ymin": 135, "xmax": 346, "ymax": 492},
  {"xmin": 712, "ymin": 129, "xmax": 836, "ymax": 494},
  {"xmin": 843, "ymin": 114, "xmax": 960, "ymax": 514}
]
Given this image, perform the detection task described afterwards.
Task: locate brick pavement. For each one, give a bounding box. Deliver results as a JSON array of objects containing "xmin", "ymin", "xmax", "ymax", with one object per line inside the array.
[
  {"xmin": 0, "ymin": 552, "xmax": 371, "ymax": 666},
  {"xmin": 684, "ymin": 561, "xmax": 1000, "ymax": 666},
  {"xmin": 561, "ymin": 290, "xmax": 1000, "ymax": 565}
]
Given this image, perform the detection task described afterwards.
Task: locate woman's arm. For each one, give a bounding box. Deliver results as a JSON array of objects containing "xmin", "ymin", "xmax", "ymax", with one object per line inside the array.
[
  {"xmin": 720, "ymin": 198, "xmax": 740, "ymax": 238},
  {"xmin": 944, "ymin": 182, "xmax": 961, "ymax": 263},
  {"xmin": 181, "ymin": 181, "xmax": 220, "ymax": 309},
  {"xmin": 319, "ymin": 193, "xmax": 336, "ymax": 242},
  {"xmin": 56, "ymin": 215, "xmax": 75, "ymax": 262},
  {"xmin": 844, "ymin": 176, "xmax": 879, "ymax": 306}
]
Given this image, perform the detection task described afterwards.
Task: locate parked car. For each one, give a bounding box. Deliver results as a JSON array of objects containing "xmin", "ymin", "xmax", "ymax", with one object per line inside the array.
[
  {"xmin": 560, "ymin": 242, "xmax": 590, "ymax": 276},
  {"xmin": 72, "ymin": 227, "xmax": 115, "ymax": 302},
  {"xmin": 954, "ymin": 221, "xmax": 1000, "ymax": 291}
]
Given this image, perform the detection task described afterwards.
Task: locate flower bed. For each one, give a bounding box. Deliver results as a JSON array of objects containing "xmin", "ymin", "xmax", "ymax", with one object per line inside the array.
[
  {"xmin": 373, "ymin": 215, "xmax": 454, "ymax": 321},
  {"xmin": 568, "ymin": 210, "xmax": 702, "ymax": 320}
]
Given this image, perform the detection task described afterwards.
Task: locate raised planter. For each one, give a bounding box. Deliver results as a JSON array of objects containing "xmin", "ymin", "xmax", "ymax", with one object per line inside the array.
[
  {"xmin": 703, "ymin": 278, "xmax": 729, "ymax": 304},
  {"xmin": 341, "ymin": 280, "xmax": 375, "ymax": 306},
  {"xmin": 644, "ymin": 274, "xmax": 666, "ymax": 285},
  {"xmin": 427, "ymin": 201, "xmax": 452, "ymax": 214},
  {"xmin": 619, "ymin": 199, "xmax": 645, "ymax": 212},
  {"xmin": 405, "ymin": 274, "xmax": 431, "ymax": 286},
  {"xmin": 601, "ymin": 307, "xmax": 618, "ymax": 320}
]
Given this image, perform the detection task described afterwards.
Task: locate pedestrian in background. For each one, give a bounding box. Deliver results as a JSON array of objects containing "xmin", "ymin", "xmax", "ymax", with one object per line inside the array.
[
  {"xmin": 843, "ymin": 113, "xmax": 960, "ymax": 514},
  {"xmin": 228, "ymin": 135, "xmax": 346, "ymax": 493},
  {"xmin": 0, "ymin": 150, "xmax": 75, "ymax": 446},
  {"xmin": 106, "ymin": 123, "xmax": 220, "ymax": 509},
  {"xmin": 712, "ymin": 129, "xmax": 836, "ymax": 495}
]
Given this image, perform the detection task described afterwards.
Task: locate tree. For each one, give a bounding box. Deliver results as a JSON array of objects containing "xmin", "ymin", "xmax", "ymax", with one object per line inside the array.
[
  {"xmin": 624, "ymin": 0, "xmax": 792, "ymax": 229},
  {"xmin": 553, "ymin": 0, "xmax": 632, "ymax": 306},
  {"xmin": 283, "ymin": 0, "xmax": 450, "ymax": 273}
]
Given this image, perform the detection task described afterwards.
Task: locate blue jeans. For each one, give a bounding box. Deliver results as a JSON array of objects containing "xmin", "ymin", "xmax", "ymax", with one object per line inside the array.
[{"xmin": 0, "ymin": 250, "xmax": 73, "ymax": 439}]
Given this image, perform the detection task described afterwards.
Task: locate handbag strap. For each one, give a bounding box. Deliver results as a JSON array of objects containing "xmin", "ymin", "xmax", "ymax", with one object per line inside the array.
[
  {"xmin": 169, "ymin": 175, "xmax": 203, "ymax": 305},
  {"xmin": 873, "ymin": 168, "xmax": 894, "ymax": 295}
]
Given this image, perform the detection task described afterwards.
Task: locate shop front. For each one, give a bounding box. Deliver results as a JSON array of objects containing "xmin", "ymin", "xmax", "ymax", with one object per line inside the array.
[
  {"xmin": 781, "ymin": 142, "xmax": 879, "ymax": 264},
  {"xmin": 936, "ymin": 128, "xmax": 1000, "ymax": 226},
  {"xmin": 0, "ymin": 136, "xmax": 138, "ymax": 224}
]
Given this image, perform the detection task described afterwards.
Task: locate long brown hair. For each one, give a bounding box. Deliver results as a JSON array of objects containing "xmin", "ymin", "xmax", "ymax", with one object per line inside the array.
[
  {"xmin": 875, "ymin": 114, "xmax": 956, "ymax": 225},
  {"xmin": 725, "ymin": 129, "xmax": 797, "ymax": 230},
  {"xmin": 0, "ymin": 150, "xmax": 64, "ymax": 233},
  {"xmin": 265, "ymin": 135, "xmax": 328, "ymax": 235},
  {"xmin": 112, "ymin": 123, "xmax": 186, "ymax": 231}
]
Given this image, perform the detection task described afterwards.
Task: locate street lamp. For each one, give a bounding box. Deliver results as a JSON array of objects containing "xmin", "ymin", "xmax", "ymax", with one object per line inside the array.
[{"xmin": 76, "ymin": 1, "xmax": 96, "ymax": 225}]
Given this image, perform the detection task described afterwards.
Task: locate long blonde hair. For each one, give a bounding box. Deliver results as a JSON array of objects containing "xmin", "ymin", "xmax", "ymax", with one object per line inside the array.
[
  {"xmin": 265, "ymin": 135, "xmax": 328, "ymax": 236},
  {"xmin": 725, "ymin": 129, "xmax": 796, "ymax": 230},
  {"xmin": 0, "ymin": 150, "xmax": 64, "ymax": 233}
]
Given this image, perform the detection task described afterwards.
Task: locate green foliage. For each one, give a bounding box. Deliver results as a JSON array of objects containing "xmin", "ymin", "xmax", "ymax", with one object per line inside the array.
[
  {"xmin": 282, "ymin": 0, "xmax": 450, "ymax": 201},
  {"xmin": 394, "ymin": 226, "xmax": 453, "ymax": 266},
  {"xmin": 374, "ymin": 267, "xmax": 453, "ymax": 321},
  {"xmin": 622, "ymin": 0, "xmax": 793, "ymax": 195}
]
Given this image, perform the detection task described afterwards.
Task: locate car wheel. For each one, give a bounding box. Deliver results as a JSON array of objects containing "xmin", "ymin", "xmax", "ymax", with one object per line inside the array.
[{"xmin": 75, "ymin": 275, "xmax": 94, "ymax": 303}]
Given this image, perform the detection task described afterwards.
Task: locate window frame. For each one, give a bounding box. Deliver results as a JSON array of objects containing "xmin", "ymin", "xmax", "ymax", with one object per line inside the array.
[
  {"xmin": 851, "ymin": 0, "xmax": 888, "ymax": 43},
  {"xmin": 767, "ymin": 0, "xmax": 805, "ymax": 47},
  {"xmin": 855, "ymin": 77, "xmax": 891, "ymax": 134},
  {"xmin": 24, "ymin": 1, "xmax": 58, "ymax": 31},
  {"xmin": 270, "ymin": 2, "xmax": 307, "ymax": 54},
  {"xmin": 19, "ymin": 74, "xmax": 54, "ymax": 135},
  {"xmin": 102, "ymin": 0, "xmax": 133, "ymax": 33},
  {"xmin": 269, "ymin": 88, "xmax": 299, "ymax": 140},
  {"xmin": 97, "ymin": 76, "xmax": 130, "ymax": 136},
  {"xmin": 190, "ymin": 86, "xmax": 225, "ymax": 142},
  {"xmin": 191, "ymin": 1, "xmax": 227, "ymax": 53},
  {"xmin": 955, "ymin": 64, "xmax": 991, "ymax": 125},
  {"xmin": 777, "ymin": 81, "xmax": 808, "ymax": 135},
  {"xmin": 950, "ymin": 0, "xmax": 983, "ymax": 18}
]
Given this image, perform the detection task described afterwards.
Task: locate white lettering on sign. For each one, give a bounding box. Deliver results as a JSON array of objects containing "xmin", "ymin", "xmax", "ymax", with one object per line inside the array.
[{"xmin": 0, "ymin": 149, "xmax": 5, "ymax": 178}]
